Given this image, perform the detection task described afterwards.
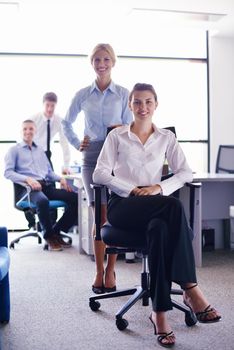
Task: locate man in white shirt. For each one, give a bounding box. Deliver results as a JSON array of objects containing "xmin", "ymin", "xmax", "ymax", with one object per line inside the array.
[
  {"xmin": 31, "ymin": 92, "xmax": 71, "ymax": 173},
  {"xmin": 31, "ymin": 92, "xmax": 71, "ymax": 225}
]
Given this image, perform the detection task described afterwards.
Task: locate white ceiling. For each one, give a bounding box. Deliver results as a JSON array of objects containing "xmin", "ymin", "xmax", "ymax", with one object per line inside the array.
[
  {"xmin": 127, "ymin": 0, "xmax": 234, "ymax": 37},
  {"xmin": 12, "ymin": 0, "xmax": 234, "ymax": 37},
  {"xmin": 0, "ymin": 0, "xmax": 233, "ymax": 54}
]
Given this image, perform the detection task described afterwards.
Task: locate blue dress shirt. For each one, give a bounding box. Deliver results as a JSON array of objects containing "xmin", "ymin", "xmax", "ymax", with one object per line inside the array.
[
  {"xmin": 62, "ymin": 81, "xmax": 133, "ymax": 149},
  {"xmin": 4, "ymin": 142, "xmax": 61, "ymax": 184}
]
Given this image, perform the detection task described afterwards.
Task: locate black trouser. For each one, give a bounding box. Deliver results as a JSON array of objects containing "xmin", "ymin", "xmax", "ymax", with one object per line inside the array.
[
  {"xmin": 107, "ymin": 193, "xmax": 197, "ymax": 312},
  {"xmin": 44, "ymin": 151, "xmax": 58, "ymax": 224},
  {"xmin": 28, "ymin": 182, "xmax": 78, "ymax": 239}
]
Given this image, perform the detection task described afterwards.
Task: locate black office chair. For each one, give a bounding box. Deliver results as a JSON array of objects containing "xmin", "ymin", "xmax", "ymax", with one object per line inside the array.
[
  {"xmin": 9, "ymin": 183, "xmax": 72, "ymax": 249},
  {"xmin": 89, "ymin": 180, "xmax": 201, "ymax": 331},
  {"xmin": 216, "ymin": 145, "xmax": 234, "ymax": 174}
]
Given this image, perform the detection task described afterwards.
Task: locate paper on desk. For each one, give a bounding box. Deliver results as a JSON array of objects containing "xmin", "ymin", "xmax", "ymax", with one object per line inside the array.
[{"xmin": 63, "ymin": 174, "xmax": 83, "ymax": 190}]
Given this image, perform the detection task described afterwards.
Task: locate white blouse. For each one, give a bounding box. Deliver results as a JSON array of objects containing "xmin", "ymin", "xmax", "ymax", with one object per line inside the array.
[{"xmin": 93, "ymin": 124, "xmax": 193, "ymax": 197}]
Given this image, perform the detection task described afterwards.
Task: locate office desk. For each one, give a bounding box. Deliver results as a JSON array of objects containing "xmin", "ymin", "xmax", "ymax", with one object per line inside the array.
[
  {"xmin": 65, "ymin": 174, "xmax": 94, "ymax": 256},
  {"xmin": 181, "ymin": 173, "xmax": 234, "ymax": 267},
  {"xmin": 69, "ymin": 173, "xmax": 234, "ymax": 266}
]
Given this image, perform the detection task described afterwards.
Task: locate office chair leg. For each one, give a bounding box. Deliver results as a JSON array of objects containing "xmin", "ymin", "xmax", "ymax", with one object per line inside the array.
[
  {"xmin": 114, "ymin": 268, "xmax": 150, "ymax": 330},
  {"xmin": 90, "ymin": 287, "xmax": 139, "ymax": 316},
  {"xmin": 115, "ymin": 286, "xmax": 149, "ymax": 327},
  {"xmin": 170, "ymin": 288, "xmax": 197, "ymax": 326},
  {"xmin": 114, "ymin": 287, "xmax": 149, "ymax": 331},
  {"xmin": 9, "ymin": 230, "xmax": 39, "ymax": 249},
  {"xmin": 89, "ymin": 254, "xmax": 150, "ymax": 331},
  {"xmin": 90, "ymin": 270, "xmax": 150, "ymax": 331},
  {"xmin": 141, "ymin": 269, "xmax": 150, "ymax": 306},
  {"xmin": 171, "ymin": 299, "xmax": 197, "ymax": 326},
  {"xmin": 89, "ymin": 287, "xmax": 138, "ymax": 310}
]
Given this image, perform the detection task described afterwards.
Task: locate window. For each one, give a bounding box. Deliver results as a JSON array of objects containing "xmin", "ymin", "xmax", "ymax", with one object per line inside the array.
[
  {"xmin": 0, "ymin": 52, "xmax": 208, "ymax": 172},
  {"xmin": 0, "ymin": 29, "xmax": 208, "ymax": 229}
]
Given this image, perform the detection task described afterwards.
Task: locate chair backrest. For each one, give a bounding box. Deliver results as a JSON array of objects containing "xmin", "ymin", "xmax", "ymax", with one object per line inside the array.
[
  {"xmin": 216, "ymin": 145, "xmax": 234, "ymax": 174},
  {"xmin": 164, "ymin": 126, "xmax": 176, "ymax": 137}
]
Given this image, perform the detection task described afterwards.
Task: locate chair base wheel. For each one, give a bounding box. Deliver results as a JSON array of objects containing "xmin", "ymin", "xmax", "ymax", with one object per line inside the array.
[
  {"xmin": 185, "ymin": 311, "xmax": 197, "ymax": 326},
  {"xmin": 116, "ymin": 318, "xmax": 129, "ymax": 331},
  {"xmin": 0, "ymin": 320, "xmax": 10, "ymax": 325},
  {"xmin": 89, "ymin": 300, "xmax": 101, "ymax": 312}
]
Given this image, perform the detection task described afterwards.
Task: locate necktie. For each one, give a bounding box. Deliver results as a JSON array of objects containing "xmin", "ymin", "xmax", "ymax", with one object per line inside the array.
[{"xmin": 46, "ymin": 119, "xmax": 51, "ymax": 159}]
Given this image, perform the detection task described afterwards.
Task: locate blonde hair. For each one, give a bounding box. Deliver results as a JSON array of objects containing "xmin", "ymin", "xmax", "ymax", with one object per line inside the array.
[{"xmin": 90, "ymin": 43, "xmax": 116, "ymax": 65}]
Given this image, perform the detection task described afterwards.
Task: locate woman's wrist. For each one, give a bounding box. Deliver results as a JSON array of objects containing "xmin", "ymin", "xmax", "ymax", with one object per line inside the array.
[{"xmin": 153, "ymin": 184, "xmax": 162, "ymax": 195}]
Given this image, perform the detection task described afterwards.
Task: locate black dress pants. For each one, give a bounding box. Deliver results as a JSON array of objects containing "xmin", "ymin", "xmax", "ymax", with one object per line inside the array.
[
  {"xmin": 107, "ymin": 193, "xmax": 197, "ymax": 312},
  {"xmin": 28, "ymin": 183, "xmax": 78, "ymax": 239},
  {"xmin": 44, "ymin": 152, "xmax": 58, "ymax": 225}
]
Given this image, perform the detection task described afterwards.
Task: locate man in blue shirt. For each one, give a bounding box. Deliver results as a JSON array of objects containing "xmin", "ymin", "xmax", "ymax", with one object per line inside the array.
[{"xmin": 4, "ymin": 119, "xmax": 78, "ymax": 251}]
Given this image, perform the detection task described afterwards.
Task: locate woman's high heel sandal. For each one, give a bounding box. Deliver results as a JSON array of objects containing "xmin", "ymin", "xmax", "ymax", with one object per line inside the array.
[
  {"xmin": 92, "ymin": 284, "xmax": 104, "ymax": 294},
  {"xmin": 149, "ymin": 314, "xmax": 175, "ymax": 348},
  {"xmin": 183, "ymin": 284, "xmax": 221, "ymax": 323},
  {"xmin": 92, "ymin": 272, "xmax": 105, "ymax": 294}
]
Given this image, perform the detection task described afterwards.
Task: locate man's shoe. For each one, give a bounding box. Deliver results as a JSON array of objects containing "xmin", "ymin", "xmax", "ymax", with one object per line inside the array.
[
  {"xmin": 55, "ymin": 235, "xmax": 72, "ymax": 248},
  {"xmin": 45, "ymin": 238, "xmax": 63, "ymax": 251}
]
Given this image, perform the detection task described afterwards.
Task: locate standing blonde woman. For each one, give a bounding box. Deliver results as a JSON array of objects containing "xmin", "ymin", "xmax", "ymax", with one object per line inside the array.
[{"xmin": 62, "ymin": 44, "xmax": 132, "ymax": 293}]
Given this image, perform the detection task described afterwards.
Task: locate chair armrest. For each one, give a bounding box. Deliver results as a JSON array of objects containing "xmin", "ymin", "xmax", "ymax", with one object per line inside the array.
[
  {"xmin": 16, "ymin": 181, "xmax": 31, "ymax": 190},
  {"xmin": 14, "ymin": 182, "xmax": 32, "ymax": 207},
  {"xmin": 161, "ymin": 173, "xmax": 174, "ymax": 181},
  {"xmin": 186, "ymin": 182, "xmax": 202, "ymax": 230},
  {"xmin": 186, "ymin": 182, "xmax": 202, "ymax": 189},
  {"xmin": 0, "ymin": 227, "xmax": 8, "ymax": 247},
  {"xmin": 91, "ymin": 184, "xmax": 105, "ymax": 241},
  {"xmin": 161, "ymin": 174, "xmax": 202, "ymax": 230},
  {"xmin": 90, "ymin": 184, "xmax": 104, "ymax": 190}
]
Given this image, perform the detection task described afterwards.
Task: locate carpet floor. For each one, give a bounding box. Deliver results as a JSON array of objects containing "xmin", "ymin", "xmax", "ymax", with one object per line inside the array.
[{"xmin": 1, "ymin": 233, "xmax": 234, "ymax": 350}]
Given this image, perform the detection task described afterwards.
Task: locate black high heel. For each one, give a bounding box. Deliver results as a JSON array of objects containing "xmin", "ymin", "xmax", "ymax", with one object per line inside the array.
[
  {"xmin": 149, "ymin": 314, "xmax": 175, "ymax": 348},
  {"xmin": 92, "ymin": 272, "xmax": 105, "ymax": 294},
  {"xmin": 183, "ymin": 284, "xmax": 221, "ymax": 323},
  {"xmin": 104, "ymin": 270, "xmax": 116, "ymax": 293},
  {"xmin": 92, "ymin": 284, "xmax": 104, "ymax": 294}
]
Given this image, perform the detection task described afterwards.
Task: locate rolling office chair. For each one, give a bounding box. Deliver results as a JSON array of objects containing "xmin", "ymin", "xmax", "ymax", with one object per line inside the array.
[
  {"xmin": 216, "ymin": 145, "xmax": 234, "ymax": 174},
  {"xmin": 89, "ymin": 180, "xmax": 201, "ymax": 331},
  {"xmin": 9, "ymin": 183, "xmax": 72, "ymax": 249},
  {"xmin": 0, "ymin": 226, "xmax": 10, "ymax": 324}
]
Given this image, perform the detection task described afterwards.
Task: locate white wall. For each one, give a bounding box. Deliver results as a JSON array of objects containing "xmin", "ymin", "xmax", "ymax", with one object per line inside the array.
[{"xmin": 209, "ymin": 36, "xmax": 234, "ymax": 171}]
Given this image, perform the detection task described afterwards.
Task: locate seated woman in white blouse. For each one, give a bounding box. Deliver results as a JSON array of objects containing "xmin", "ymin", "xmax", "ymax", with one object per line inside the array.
[{"xmin": 93, "ymin": 83, "xmax": 221, "ymax": 348}]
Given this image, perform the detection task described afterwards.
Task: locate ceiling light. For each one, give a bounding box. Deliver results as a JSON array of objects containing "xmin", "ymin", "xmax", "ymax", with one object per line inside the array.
[{"xmin": 131, "ymin": 8, "xmax": 227, "ymax": 23}]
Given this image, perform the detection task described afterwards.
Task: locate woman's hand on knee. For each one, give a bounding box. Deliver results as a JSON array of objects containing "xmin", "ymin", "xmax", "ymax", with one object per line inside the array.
[{"xmin": 130, "ymin": 185, "xmax": 162, "ymax": 196}]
